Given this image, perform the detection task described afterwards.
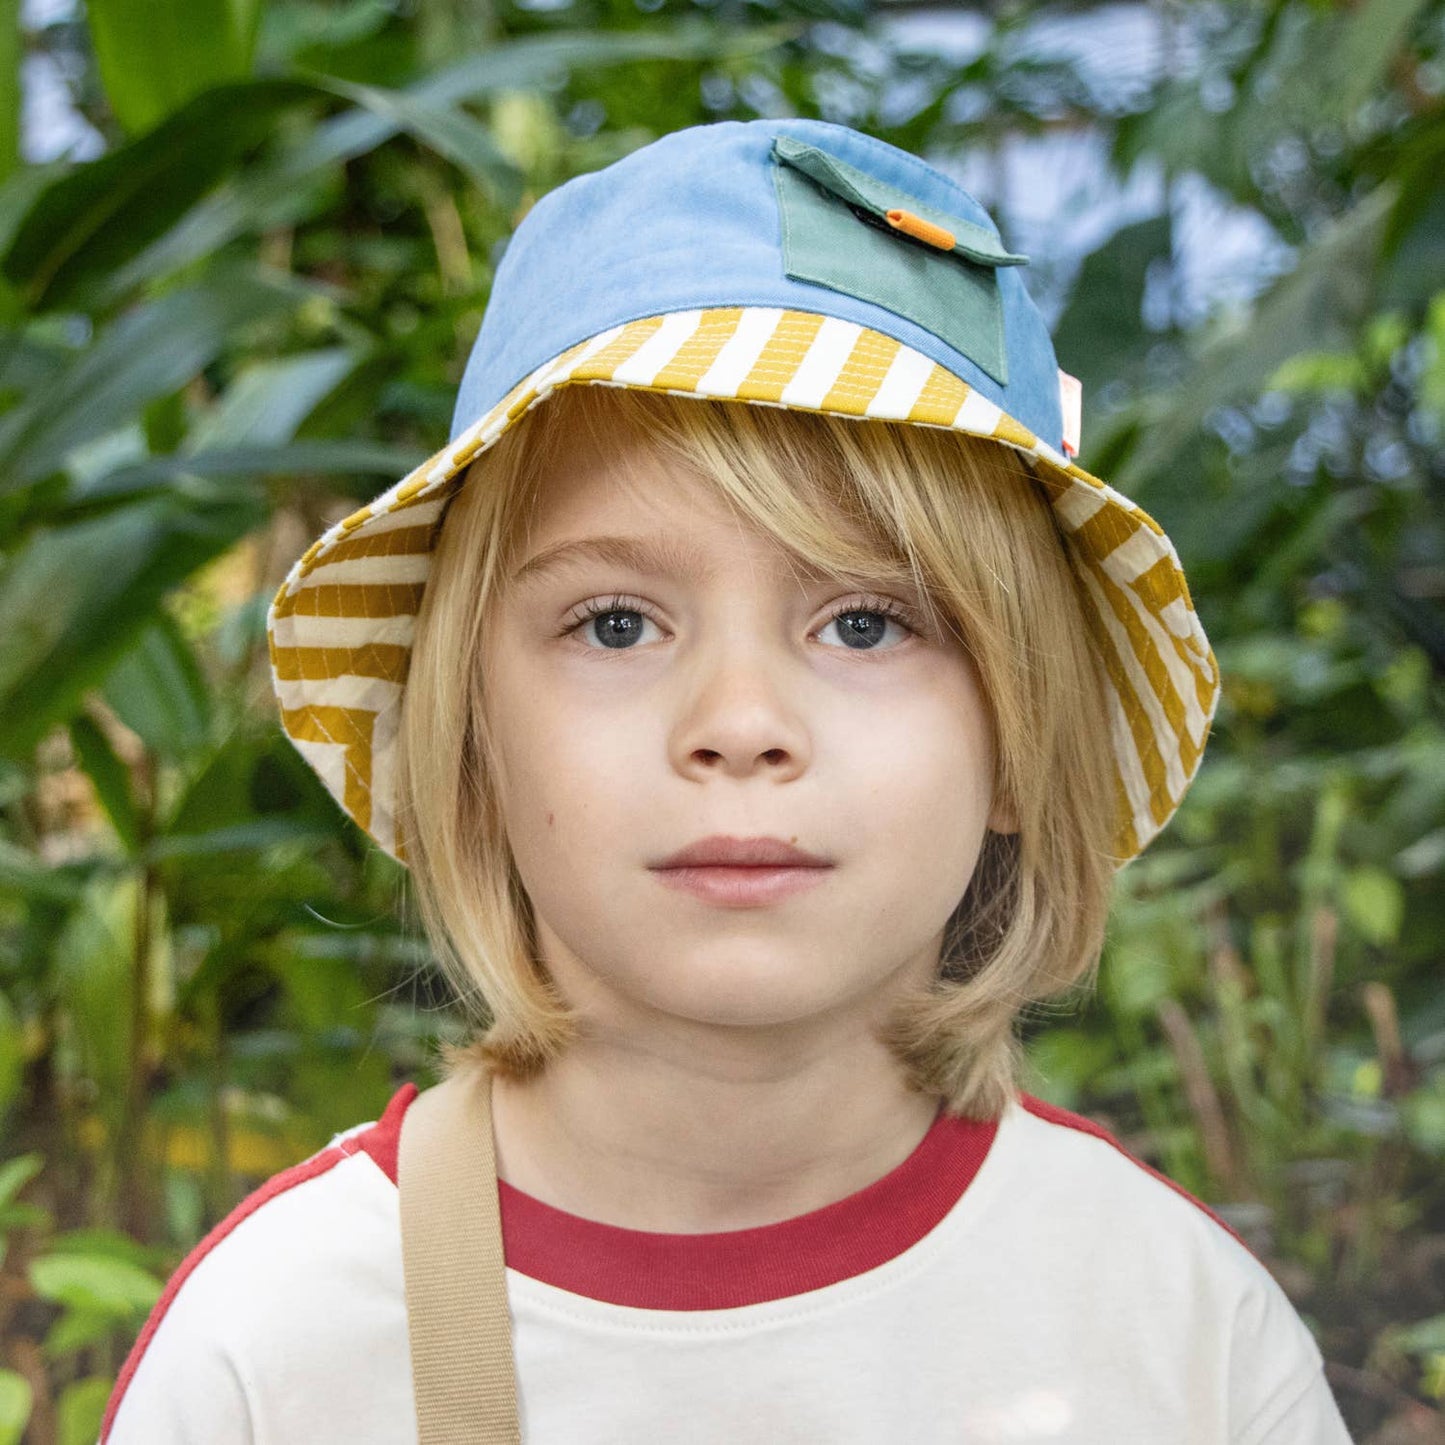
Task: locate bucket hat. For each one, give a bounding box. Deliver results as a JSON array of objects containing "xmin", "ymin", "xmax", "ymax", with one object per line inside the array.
[{"xmin": 266, "ymin": 117, "xmax": 1219, "ymax": 869}]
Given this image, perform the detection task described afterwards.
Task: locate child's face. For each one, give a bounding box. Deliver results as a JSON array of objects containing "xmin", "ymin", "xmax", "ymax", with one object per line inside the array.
[{"xmin": 482, "ymin": 407, "xmax": 1016, "ymax": 1051}]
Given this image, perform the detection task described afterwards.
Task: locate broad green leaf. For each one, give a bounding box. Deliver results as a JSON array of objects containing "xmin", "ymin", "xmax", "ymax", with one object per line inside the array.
[
  {"xmin": 1341, "ymin": 865, "xmax": 1405, "ymax": 946},
  {"xmin": 101, "ymin": 611, "xmax": 212, "ymax": 761},
  {"xmin": 157, "ymin": 725, "xmax": 339, "ymax": 856},
  {"xmin": 1102, "ymin": 938, "xmax": 1175, "ymax": 1019},
  {"xmin": 308, "ymin": 75, "xmax": 523, "ymax": 210},
  {"xmin": 1402, "ymin": 1076, "xmax": 1445, "ymax": 1156},
  {"xmin": 0, "ymin": 840, "xmax": 91, "ymax": 903},
  {"xmin": 29, "ymin": 1250, "xmax": 164, "ymax": 1317},
  {"xmin": 46, "ymin": 1226, "xmax": 167, "ymax": 1270},
  {"xmin": 0, "ymin": 1153, "xmax": 41, "ymax": 1210},
  {"xmin": 144, "ymin": 818, "xmax": 340, "ymax": 863},
  {"xmin": 0, "ymin": 1370, "xmax": 31, "ymax": 1444},
  {"xmin": 0, "ymin": 493, "xmax": 264, "ymax": 760},
  {"xmin": 73, "ymin": 441, "xmax": 426, "ymax": 506},
  {"xmin": 258, "ymin": 0, "xmax": 393, "ymax": 63},
  {"xmin": 1392, "ymin": 1312, "xmax": 1445, "ymax": 1354},
  {"xmin": 1024, "ymin": 1030, "xmax": 1117, "ymax": 1110},
  {"xmin": 49, "ymin": 874, "xmax": 147, "ymax": 1113},
  {"xmin": 0, "ymin": 164, "xmax": 61, "ymax": 301},
  {"xmin": 1, "ymin": 79, "xmax": 319, "ymax": 311},
  {"xmin": 185, "ymin": 348, "xmax": 362, "ymax": 450},
  {"xmin": 87, "ymin": 22, "xmax": 799, "ymax": 306},
  {"xmin": 0, "ymin": 263, "xmax": 313, "ymax": 491},
  {"xmin": 1266, "ymin": 350, "xmax": 1363, "ymax": 394},
  {"xmin": 0, "ymin": 0, "xmax": 17, "ymax": 189},
  {"xmin": 1382, "ymin": 181, "xmax": 1445, "ymax": 312},
  {"xmin": 68, "ymin": 714, "xmax": 142, "ymax": 854},
  {"xmin": 1323, "ymin": 0, "xmax": 1434, "ymax": 124},
  {"xmin": 56, "ymin": 1376, "xmax": 113, "ymax": 1445},
  {"xmin": 1421, "ymin": 293, "xmax": 1445, "ymax": 423},
  {"xmin": 0, "ymin": 330, "xmax": 70, "ymax": 433},
  {"xmin": 87, "ymin": 0, "xmax": 262, "ymax": 135},
  {"xmin": 1118, "ymin": 184, "xmax": 1393, "ymax": 491},
  {"xmin": 42, "ymin": 1307, "xmax": 119, "ymax": 1358},
  {"xmin": 1053, "ymin": 215, "xmax": 1172, "ymax": 404}
]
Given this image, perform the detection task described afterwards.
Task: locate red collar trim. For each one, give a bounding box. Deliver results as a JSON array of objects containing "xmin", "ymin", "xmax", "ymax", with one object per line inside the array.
[{"xmin": 367, "ymin": 1083, "xmax": 997, "ymax": 1310}]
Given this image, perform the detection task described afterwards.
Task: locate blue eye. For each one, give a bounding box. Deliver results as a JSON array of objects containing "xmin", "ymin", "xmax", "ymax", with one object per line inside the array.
[{"xmin": 560, "ymin": 594, "xmax": 920, "ymax": 653}]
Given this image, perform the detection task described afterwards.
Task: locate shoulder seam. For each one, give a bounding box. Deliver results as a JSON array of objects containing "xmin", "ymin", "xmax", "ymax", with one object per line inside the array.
[
  {"xmin": 1017, "ymin": 1093, "xmax": 1260, "ymax": 1263},
  {"xmin": 99, "ymin": 1140, "xmax": 351, "ymax": 1443},
  {"xmin": 342, "ymin": 1080, "xmax": 418, "ymax": 1186},
  {"xmin": 101, "ymin": 1079, "xmax": 419, "ymax": 1440}
]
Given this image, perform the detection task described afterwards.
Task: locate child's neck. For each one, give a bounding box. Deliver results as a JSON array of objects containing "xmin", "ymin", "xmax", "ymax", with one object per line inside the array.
[{"xmin": 488, "ymin": 1043, "xmax": 942, "ymax": 1234}]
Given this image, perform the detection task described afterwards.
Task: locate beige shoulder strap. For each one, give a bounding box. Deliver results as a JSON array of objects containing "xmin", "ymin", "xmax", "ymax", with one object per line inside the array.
[{"xmin": 397, "ymin": 1059, "xmax": 522, "ymax": 1444}]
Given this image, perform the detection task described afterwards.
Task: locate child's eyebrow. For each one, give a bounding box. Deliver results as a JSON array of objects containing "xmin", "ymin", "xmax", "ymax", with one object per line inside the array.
[
  {"xmin": 507, "ymin": 534, "xmax": 718, "ymax": 590},
  {"xmin": 506, "ymin": 532, "xmax": 921, "ymax": 599}
]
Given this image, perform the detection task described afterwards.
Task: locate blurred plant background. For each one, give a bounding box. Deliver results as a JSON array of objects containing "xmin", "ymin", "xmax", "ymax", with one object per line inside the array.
[{"xmin": 0, "ymin": 0, "xmax": 1442, "ymax": 1439}]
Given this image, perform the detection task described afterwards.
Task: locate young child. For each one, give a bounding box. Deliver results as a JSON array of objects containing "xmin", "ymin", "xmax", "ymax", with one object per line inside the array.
[{"xmin": 102, "ymin": 118, "xmax": 1354, "ymax": 1443}]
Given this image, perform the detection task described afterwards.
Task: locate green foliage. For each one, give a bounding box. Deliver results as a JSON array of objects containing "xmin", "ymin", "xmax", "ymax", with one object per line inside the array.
[
  {"xmin": 86, "ymin": 0, "xmax": 263, "ymax": 134},
  {"xmin": 0, "ymin": 1371, "xmax": 31, "ymax": 1445},
  {"xmin": 1, "ymin": 0, "xmax": 1441, "ymax": 1438}
]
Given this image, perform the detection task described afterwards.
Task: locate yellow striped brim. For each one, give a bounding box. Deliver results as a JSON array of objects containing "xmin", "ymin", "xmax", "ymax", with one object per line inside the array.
[{"xmin": 267, "ymin": 306, "xmax": 1220, "ymax": 868}]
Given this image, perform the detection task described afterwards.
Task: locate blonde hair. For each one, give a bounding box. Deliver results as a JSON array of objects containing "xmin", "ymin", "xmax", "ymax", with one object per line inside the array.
[{"xmin": 395, "ymin": 383, "xmax": 1120, "ymax": 1120}]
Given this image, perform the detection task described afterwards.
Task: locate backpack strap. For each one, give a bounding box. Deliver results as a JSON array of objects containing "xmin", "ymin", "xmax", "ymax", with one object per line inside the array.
[{"xmin": 398, "ymin": 1058, "xmax": 522, "ymax": 1444}]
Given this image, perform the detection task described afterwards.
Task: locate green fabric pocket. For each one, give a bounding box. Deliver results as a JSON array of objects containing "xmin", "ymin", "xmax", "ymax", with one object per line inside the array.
[{"xmin": 770, "ymin": 135, "xmax": 1027, "ymax": 386}]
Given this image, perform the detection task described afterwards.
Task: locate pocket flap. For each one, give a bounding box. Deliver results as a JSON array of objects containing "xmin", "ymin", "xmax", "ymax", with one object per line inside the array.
[
  {"xmin": 770, "ymin": 134, "xmax": 1023, "ymax": 384},
  {"xmin": 772, "ymin": 136, "xmax": 1028, "ymax": 269}
]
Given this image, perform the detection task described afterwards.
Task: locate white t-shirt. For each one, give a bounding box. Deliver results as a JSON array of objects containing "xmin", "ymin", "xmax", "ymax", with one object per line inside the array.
[{"xmin": 101, "ymin": 1082, "xmax": 1353, "ymax": 1444}]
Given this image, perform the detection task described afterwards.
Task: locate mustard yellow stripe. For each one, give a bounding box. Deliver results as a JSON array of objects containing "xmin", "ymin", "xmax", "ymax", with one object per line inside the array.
[
  {"xmin": 991, "ymin": 411, "xmax": 1038, "ymax": 451},
  {"xmin": 1027, "ymin": 464, "xmax": 1074, "ymax": 508},
  {"xmin": 649, "ymin": 308, "xmax": 748, "ymax": 391},
  {"xmin": 909, "ymin": 365, "xmax": 972, "ymax": 428},
  {"xmin": 1069, "ymin": 508, "xmax": 1217, "ymax": 732},
  {"xmin": 1127, "ymin": 499, "xmax": 1167, "ymax": 541},
  {"xmin": 1077, "ymin": 547, "xmax": 1203, "ymax": 804},
  {"xmin": 450, "ymin": 338, "xmax": 602, "ymax": 471},
  {"xmin": 336, "ymin": 504, "xmax": 374, "ymax": 535},
  {"xmin": 1130, "ymin": 545, "xmax": 1207, "ymax": 638},
  {"xmin": 1060, "ymin": 461, "xmax": 1166, "ymax": 540},
  {"xmin": 315, "ymin": 524, "xmax": 436, "ymax": 566},
  {"xmin": 1059, "ymin": 460, "xmax": 1110, "ymax": 497},
  {"xmin": 296, "ymin": 483, "xmax": 454, "ymax": 583},
  {"xmin": 1039, "ymin": 468, "xmax": 1206, "ymax": 699},
  {"xmin": 737, "ymin": 311, "xmax": 828, "ymax": 403},
  {"xmin": 1076, "ymin": 586, "xmax": 1177, "ymax": 830},
  {"xmin": 1111, "ymin": 769, "xmax": 1140, "ymax": 864},
  {"xmin": 280, "ymin": 704, "xmax": 374, "ymax": 837},
  {"xmin": 270, "ymin": 642, "xmax": 411, "ymax": 685},
  {"xmin": 378, "ymin": 479, "xmax": 456, "ymax": 520},
  {"xmin": 1104, "ymin": 565, "xmax": 1202, "ymax": 782},
  {"xmin": 819, "ymin": 328, "xmax": 900, "ymax": 414},
  {"xmin": 574, "ymin": 315, "xmax": 671, "ymax": 388},
  {"xmin": 1064, "ymin": 494, "xmax": 1139, "ymax": 558},
  {"xmin": 272, "ymin": 581, "xmax": 427, "ymax": 621},
  {"xmin": 1131, "ymin": 552, "xmax": 1218, "ymax": 716},
  {"xmin": 447, "ymin": 433, "xmax": 493, "ymax": 474}
]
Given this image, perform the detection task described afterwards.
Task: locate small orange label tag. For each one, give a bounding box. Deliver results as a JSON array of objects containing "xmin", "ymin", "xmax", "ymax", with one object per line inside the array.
[{"xmin": 1058, "ymin": 370, "xmax": 1082, "ymax": 458}]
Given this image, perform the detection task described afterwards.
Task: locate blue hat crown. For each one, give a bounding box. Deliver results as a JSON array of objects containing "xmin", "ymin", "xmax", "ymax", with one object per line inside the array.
[{"xmin": 451, "ymin": 118, "xmax": 1064, "ymax": 453}]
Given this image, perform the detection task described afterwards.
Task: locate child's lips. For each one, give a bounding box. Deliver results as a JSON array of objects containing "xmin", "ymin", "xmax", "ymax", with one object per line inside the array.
[{"xmin": 649, "ymin": 864, "xmax": 833, "ymax": 908}]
